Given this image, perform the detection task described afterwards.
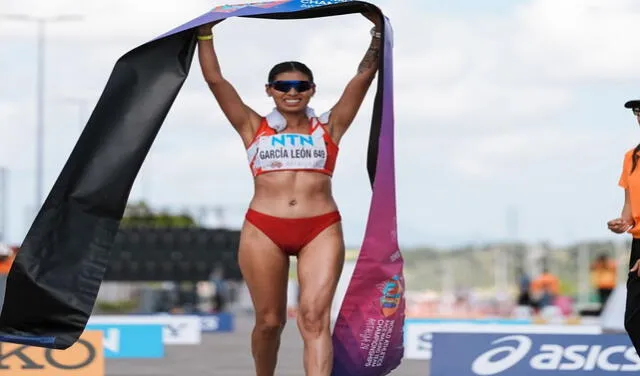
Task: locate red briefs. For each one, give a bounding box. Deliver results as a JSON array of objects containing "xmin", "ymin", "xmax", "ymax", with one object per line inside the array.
[{"xmin": 245, "ymin": 209, "xmax": 342, "ymax": 255}]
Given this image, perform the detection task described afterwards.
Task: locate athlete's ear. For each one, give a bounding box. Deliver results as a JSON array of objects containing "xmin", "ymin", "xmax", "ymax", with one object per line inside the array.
[{"xmin": 265, "ymin": 84, "xmax": 272, "ymax": 97}]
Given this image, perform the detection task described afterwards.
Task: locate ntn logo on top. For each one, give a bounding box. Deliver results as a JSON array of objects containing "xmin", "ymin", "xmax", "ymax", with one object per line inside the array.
[{"xmin": 268, "ymin": 134, "xmax": 315, "ymax": 147}]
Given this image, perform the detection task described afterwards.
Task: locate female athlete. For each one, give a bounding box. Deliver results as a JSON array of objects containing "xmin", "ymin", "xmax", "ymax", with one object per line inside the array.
[{"xmin": 196, "ymin": 11, "xmax": 382, "ymax": 376}]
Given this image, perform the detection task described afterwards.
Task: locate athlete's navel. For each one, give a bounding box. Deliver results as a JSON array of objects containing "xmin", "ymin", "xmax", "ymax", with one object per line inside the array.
[{"xmin": 289, "ymin": 199, "xmax": 297, "ymax": 207}]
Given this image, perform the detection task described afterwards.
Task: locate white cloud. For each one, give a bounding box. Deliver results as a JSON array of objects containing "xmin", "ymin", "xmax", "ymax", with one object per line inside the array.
[
  {"xmin": 446, "ymin": 126, "xmax": 615, "ymax": 179},
  {"xmin": 513, "ymin": 0, "xmax": 640, "ymax": 81}
]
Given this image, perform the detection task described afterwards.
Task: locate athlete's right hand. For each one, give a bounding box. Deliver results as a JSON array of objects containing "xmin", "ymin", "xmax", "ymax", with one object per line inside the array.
[{"xmin": 607, "ymin": 217, "xmax": 634, "ymax": 234}]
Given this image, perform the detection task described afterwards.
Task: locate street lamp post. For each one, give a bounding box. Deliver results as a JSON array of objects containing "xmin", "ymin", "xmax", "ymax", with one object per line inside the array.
[
  {"xmin": 0, "ymin": 167, "xmax": 6, "ymax": 243},
  {"xmin": 0, "ymin": 14, "xmax": 83, "ymax": 208}
]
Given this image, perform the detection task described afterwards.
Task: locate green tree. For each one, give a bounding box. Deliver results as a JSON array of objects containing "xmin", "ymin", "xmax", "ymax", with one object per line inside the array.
[{"xmin": 120, "ymin": 201, "xmax": 196, "ymax": 228}]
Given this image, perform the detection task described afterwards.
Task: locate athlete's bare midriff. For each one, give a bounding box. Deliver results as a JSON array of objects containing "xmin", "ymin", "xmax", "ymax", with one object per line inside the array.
[{"xmin": 249, "ymin": 170, "xmax": 338, "ymax": 218}]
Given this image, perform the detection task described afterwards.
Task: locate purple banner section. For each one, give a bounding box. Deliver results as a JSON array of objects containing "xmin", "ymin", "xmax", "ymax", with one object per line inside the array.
[
  {"xmin": 331, "ymin": 16, "xmax": 405, "ymax": 376},
  {"xmin": 153, "ymin": 0, "xmax": 355, "ymax": 41}
]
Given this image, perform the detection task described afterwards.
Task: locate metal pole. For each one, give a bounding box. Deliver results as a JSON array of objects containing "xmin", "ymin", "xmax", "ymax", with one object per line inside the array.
[
  {"xmin": 0, "ymin": 168, "xmax": 6, "ymax": 242},
  {"xmin": 35, "ymin": 20, "xmax": 45, "ymax": 207},
  {"xmin": 506, "ymin": 206, "xmax": 518, "ymax": 241},
  {"xmin": 578, "ymin": 243, "xmax": 589, "ymax": 305},
  {"xmin": 0, "ymin": 14, "xmax": 83, "ymax": 210}
]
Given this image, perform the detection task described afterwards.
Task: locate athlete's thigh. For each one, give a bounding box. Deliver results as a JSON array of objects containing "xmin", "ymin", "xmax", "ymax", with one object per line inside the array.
[
  {"xmin": 296, "ymin": 222, "xmax": 345, "ymax": 313},
  {"xmin": 239, "ymin": 220, "xmax": 290, "ymax": 316}
]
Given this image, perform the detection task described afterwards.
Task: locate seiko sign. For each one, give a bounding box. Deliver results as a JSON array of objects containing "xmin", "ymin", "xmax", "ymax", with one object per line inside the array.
[{"xmin": 0, "ymin": 330, "xmax": 104, "ymax": 376}]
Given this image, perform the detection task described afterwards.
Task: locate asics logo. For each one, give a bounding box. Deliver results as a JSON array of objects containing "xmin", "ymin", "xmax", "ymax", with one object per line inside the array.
[
  {"xmin": 470, "ymin": 335, "xmax": 640, "ymax": 374},
  {"xmin": 471, "ymin": 335, "xmax": 532, "ymax": 375}
]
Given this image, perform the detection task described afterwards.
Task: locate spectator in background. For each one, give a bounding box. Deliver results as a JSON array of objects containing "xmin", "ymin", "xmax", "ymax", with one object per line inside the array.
[
  {"xmin": 530, "ymin": 268, "xmax": 560, "ymax": 310},
  {"xmin": 210, "ymin": 265, "xmax": 228, "ymax": 313},
  {"xmin": 516, "ymin": 267, "xmax": 532, "ymax": 307},
  {"xmin": 0, "ymin": 245, "xmax": 16, "ymax": 310},
  {"xmin": 590, "ymin": 253, "xmax": 617, "ymax": 309}
]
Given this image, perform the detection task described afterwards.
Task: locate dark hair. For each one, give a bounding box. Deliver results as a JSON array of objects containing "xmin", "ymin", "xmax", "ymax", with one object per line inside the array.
[
  {"xmin": 268, "ymin": 61, "xmax": 314, "ymax": 83},
  {"xmin": 632, "ymin": 143, "xmax": 640, "ymax": 173}
]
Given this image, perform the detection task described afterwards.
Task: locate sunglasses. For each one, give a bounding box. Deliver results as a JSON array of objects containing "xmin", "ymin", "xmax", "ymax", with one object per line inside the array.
[{"xmin": 268, "ymin": 80, "xmax": 315, "ymax": 93}]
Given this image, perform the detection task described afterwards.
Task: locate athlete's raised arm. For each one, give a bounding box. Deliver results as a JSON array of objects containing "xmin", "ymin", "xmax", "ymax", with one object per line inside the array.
[
  {"xmin": 197, "ymin": 22, "xmax": 261, "ymax": 139},
  {"xmin": 327, "ymin": 10, "xmax": 383, "ymax": 141}
]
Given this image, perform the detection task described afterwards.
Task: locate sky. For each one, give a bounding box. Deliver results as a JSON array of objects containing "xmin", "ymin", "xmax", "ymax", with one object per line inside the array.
[{"xmin": 2, "ymin": 0, "xmax": 640, "ymax": 249}]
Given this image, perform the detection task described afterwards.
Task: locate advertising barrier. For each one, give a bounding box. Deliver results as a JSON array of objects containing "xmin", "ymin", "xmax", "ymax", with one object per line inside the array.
[
  {"xmin": 431, "ymin": 332, "xmax": 640, "ymax": 375},
  {"xmin": 404, "ymin": 319, "xmax": 602, "ymax": 360},
  {"xmin": 200, "ymin": 312, "xmax": 234, "ymax": 333},
  {"xmin": 85, "ymin": 324, "xmax": 164, "ymax": 358},
  {"xmin": 89, "ymin": 315, "xmax": 201, "ymax": 345},
  {"xmin": 0, "ymin": 330, "xmax": 104, "ymax": 375}
]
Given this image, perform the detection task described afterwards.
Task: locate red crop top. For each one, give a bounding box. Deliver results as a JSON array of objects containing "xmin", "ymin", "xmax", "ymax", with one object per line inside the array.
[{"xmin": 246, "ymin": 113, "xmax": 339, "ymax": 177}]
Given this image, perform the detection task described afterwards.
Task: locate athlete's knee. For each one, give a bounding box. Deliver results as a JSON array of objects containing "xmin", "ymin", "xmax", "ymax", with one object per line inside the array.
[
  {"xmin": 297, "ymin": 303, "xmax": 329, "ymax": 338},
  {"xmin": 255, "ymin": 312, "xmax": 286, "ymax": 336}
]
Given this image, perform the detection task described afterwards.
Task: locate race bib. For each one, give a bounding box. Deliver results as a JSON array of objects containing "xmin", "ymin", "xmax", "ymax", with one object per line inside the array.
[{"xmin": 255, "ymin": 133, "xmax": 327, "ymax": 171}]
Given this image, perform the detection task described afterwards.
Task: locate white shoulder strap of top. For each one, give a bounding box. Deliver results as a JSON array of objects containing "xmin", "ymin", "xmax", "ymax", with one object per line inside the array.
[{"xmin": 318, "ymin": 110, "xmax": 331, "ymax": 124}]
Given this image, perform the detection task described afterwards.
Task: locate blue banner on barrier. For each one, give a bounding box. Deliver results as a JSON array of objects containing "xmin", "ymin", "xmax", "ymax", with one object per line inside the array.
[
  {"xmin": 86, "ymin": 324, "xmax": 164, "ymax": 358},
  {"xmin": 431, "ymin": 333, "xmax": 640, "ymax": 375},
  {"xmin": 200, "ymin": 312, "xmax": 234, "ymax": 333}
]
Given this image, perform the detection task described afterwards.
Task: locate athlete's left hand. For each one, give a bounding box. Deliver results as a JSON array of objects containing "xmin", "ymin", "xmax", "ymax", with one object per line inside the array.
[
  {"xmin": 362, "ymin": 7, "xmax": 382, "ymax": 29},
  {"xmin": 631, "ymin": 260, "xmax": 640, "ymax": 277}
]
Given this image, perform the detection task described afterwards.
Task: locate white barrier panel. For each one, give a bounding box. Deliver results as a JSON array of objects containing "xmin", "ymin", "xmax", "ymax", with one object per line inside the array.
[
  {"xmin": 601, "ymin": 284, "xmax": 627, "ymax": 332},
  {"xmin": 89, "ymin": 315, "xmax": 202, "ymax": 345},
  {"xmin": 404, "ymin": 322, "xmax": 602, "ymax": 360},
  {"xmin": 331, "ymin": 260, "xmax": 356, "ymax": 321}
]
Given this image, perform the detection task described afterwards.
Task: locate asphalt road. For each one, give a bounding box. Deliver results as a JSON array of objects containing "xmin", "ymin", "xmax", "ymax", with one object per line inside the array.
[{"xmin": 106, "ymin": 315, "xmax": 429, "ymax": 376}]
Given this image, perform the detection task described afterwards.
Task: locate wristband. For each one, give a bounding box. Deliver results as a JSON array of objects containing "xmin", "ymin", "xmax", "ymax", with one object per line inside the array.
[
  {"xmin": 370, "ymin": 27, "xmax": 381, "ymax": 39},
  {"xmin": 197, "ymin": 34, "xmax": 213, "ymax": 41}
]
